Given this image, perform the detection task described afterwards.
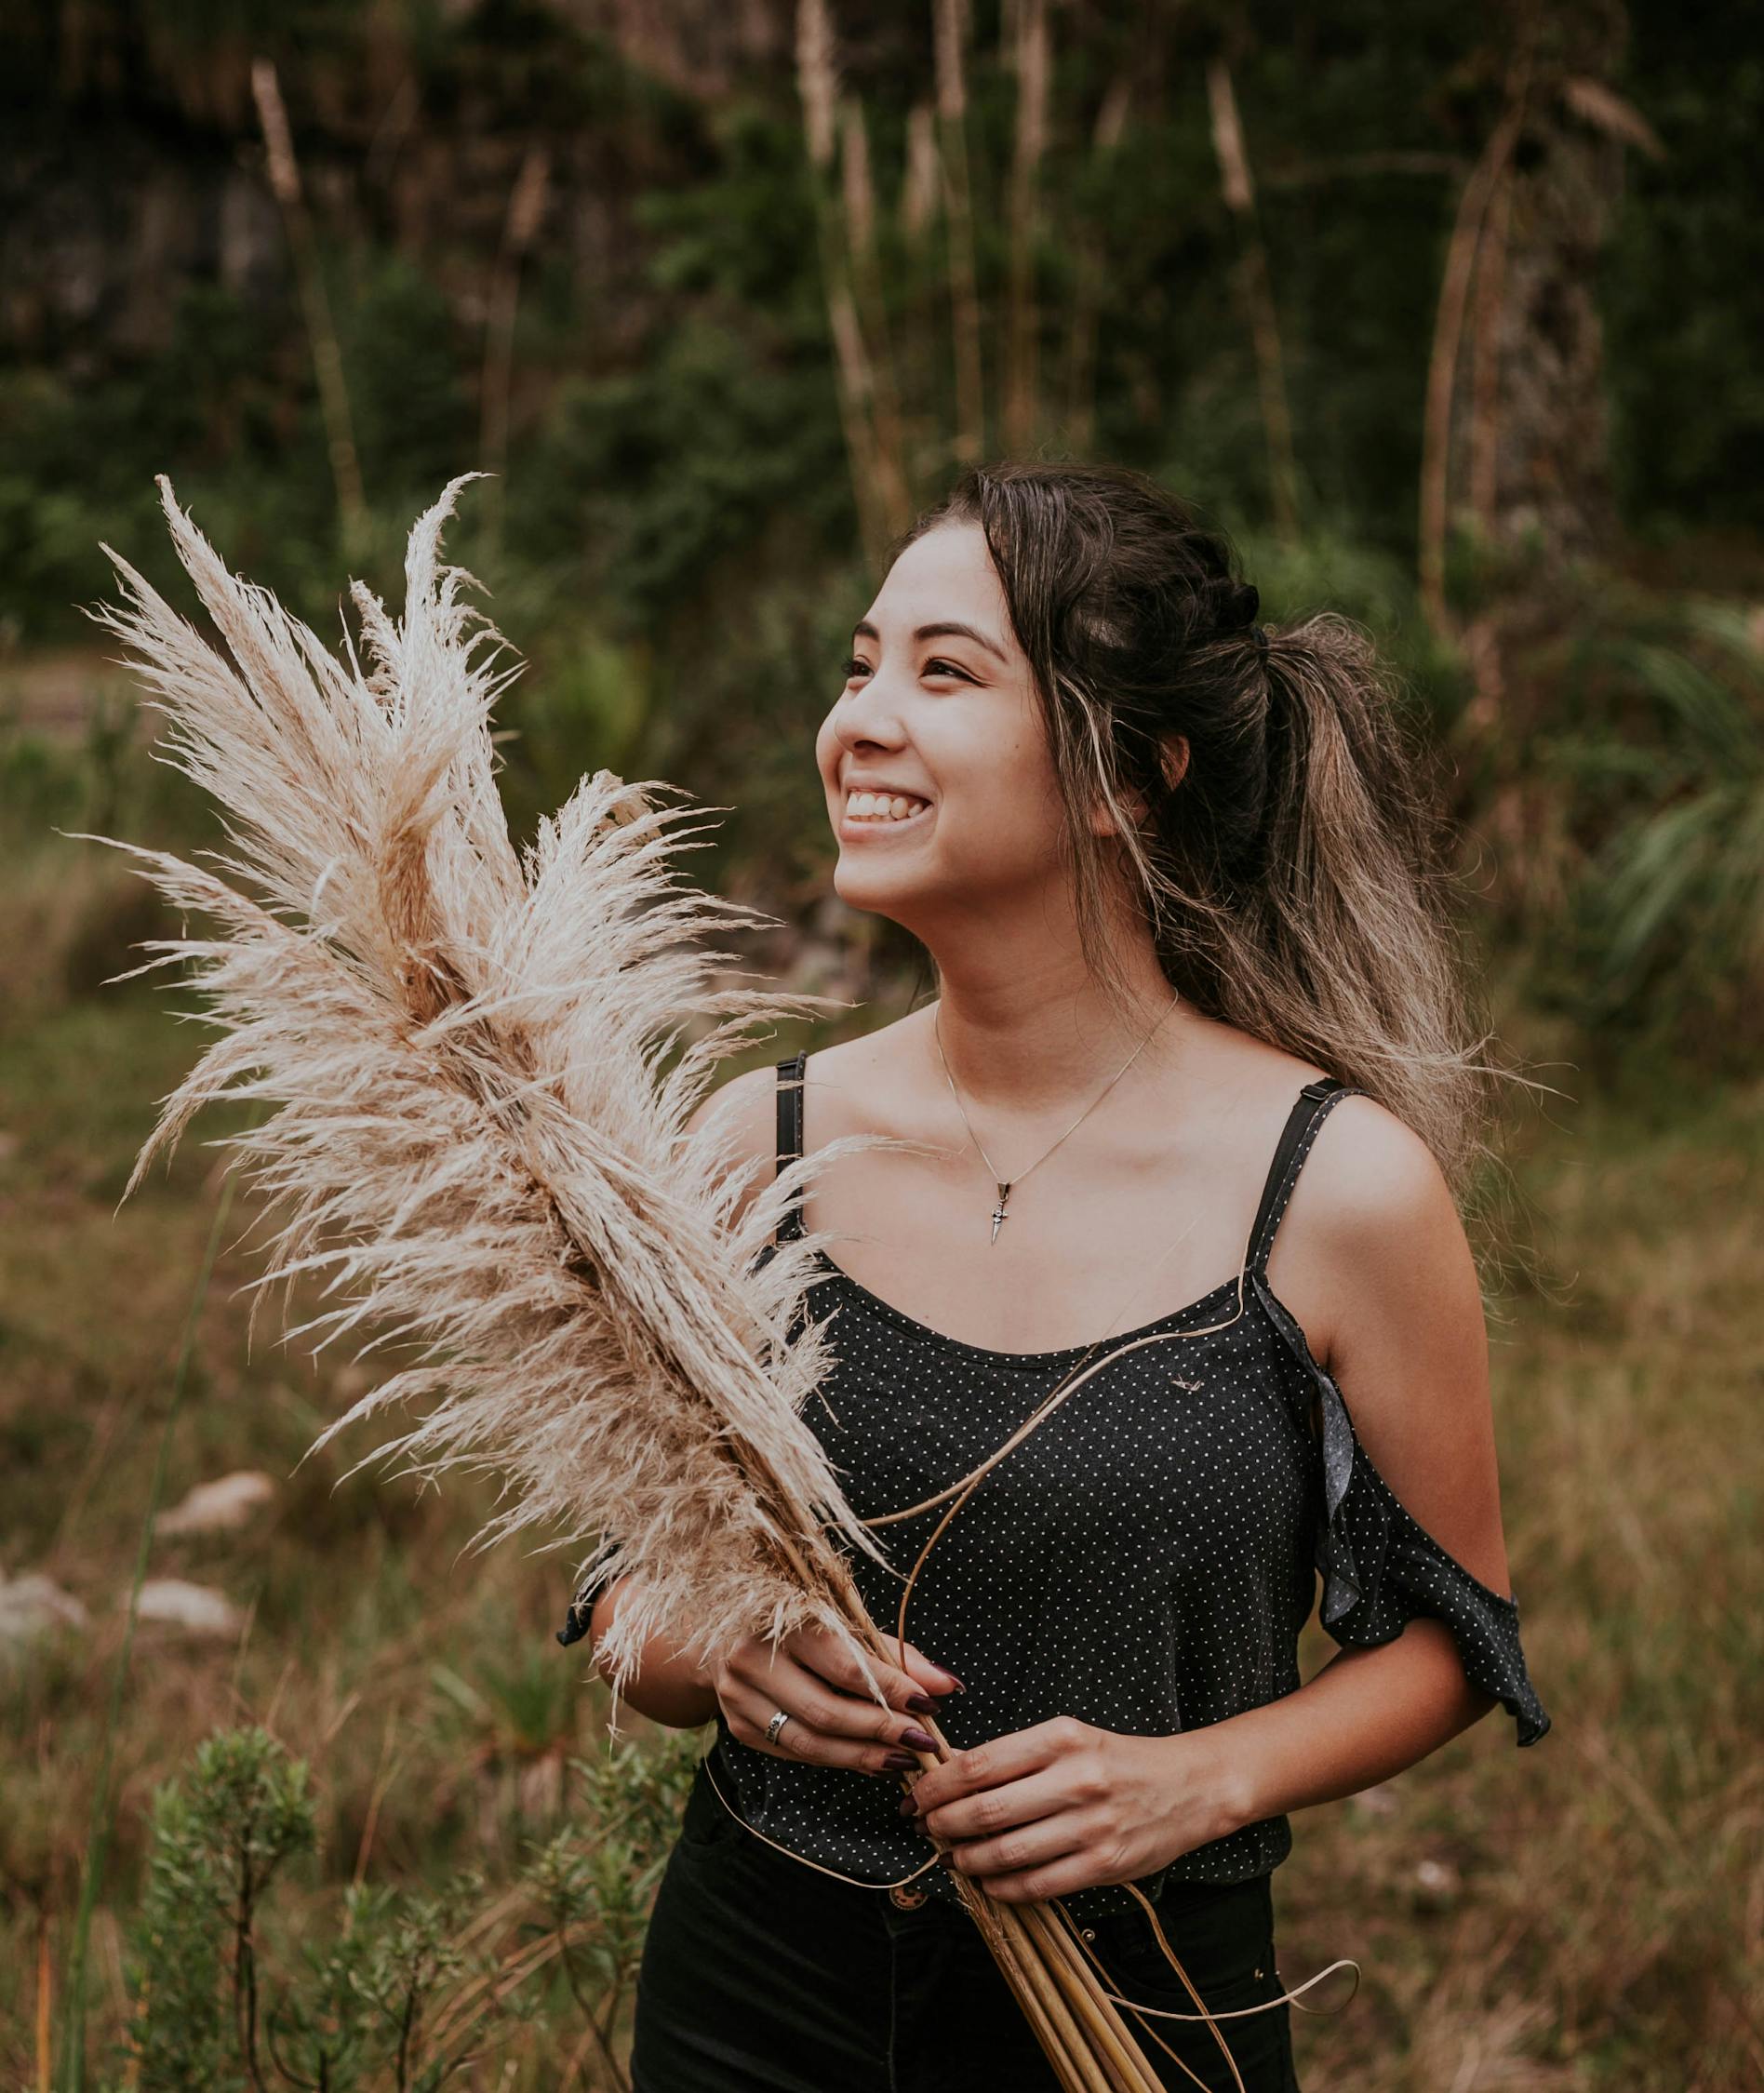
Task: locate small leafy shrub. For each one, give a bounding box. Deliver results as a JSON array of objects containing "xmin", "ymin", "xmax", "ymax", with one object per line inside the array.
[
  {"xmin": 1535, "ymin": 595, "xmax": 1764, "ymax": 1055},
  {"xmin": 106, "ymin": 1721, "xmax": 706, "ymax": 2092}
]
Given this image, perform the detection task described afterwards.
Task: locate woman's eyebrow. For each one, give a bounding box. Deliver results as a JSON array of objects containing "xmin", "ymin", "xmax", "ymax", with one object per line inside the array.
[{"xmin": 850, "ymin": 618, "xmax": 1008, "ymax": 664}]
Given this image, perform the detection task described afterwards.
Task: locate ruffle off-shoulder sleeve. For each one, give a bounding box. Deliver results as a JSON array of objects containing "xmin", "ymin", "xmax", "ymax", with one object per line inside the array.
[
  {"xmin": 1316, "ymin": 1369, "xmax": 1550, "ymax": 1743},
  {"xmin": 1258, "ymin": 1277, "xmax": 1551, "ymax": 1746}
]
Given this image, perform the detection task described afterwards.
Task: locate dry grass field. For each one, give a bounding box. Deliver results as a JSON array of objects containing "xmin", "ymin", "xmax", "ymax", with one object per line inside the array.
[{"xmin": 1, "ymin": 820, "xmax": 1758, "ymax": 2088}]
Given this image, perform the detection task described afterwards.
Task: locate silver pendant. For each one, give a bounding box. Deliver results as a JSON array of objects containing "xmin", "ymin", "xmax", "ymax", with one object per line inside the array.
[{"xmin": 990, "ymin": 1183, "xmax": 1011, "ymax": 1245}]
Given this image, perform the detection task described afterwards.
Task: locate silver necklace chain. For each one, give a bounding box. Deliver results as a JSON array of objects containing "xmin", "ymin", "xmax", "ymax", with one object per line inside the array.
[{"xmin": 931, "ymin": 993, "xmax": 1182, "ymax": 1244}]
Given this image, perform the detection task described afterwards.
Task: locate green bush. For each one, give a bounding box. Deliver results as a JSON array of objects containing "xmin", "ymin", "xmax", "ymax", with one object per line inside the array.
[
  {"xmin": 104, "ymin": 1722, "xmax": 705, "ymax": 2093},
  {"xmin": 1530, "ymin": 594, "xmax": 1764, "ymax": 1054}
]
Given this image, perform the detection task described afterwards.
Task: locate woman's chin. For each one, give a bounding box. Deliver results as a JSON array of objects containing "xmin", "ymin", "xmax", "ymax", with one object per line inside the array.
[{"xmin": 831, "ymin": 853, "xmax": 929, "ymax": 911}]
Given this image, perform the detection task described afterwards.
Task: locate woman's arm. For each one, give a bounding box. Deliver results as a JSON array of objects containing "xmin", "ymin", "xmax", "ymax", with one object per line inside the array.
[
  {"xmin": 586, "ymin": 1574, "xmax": 720, "ymax": 1729},
  {"xmin": 1203, "ymin": 1629, "xmax": 1494, "ymax": 1833},
  {"xmin": 1215, "ymin": 1094, "xmax": 1512, "ymax": 1824}
]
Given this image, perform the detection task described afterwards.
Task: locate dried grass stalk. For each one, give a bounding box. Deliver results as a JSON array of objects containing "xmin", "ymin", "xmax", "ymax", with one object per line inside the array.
[{"xmin": 74, "ymin": 473, "xmax": 921, "ymax": 1714}]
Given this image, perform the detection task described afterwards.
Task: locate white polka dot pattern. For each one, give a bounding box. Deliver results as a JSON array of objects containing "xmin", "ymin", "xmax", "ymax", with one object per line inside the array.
[{"xmin": 684, "ymin": 1061, "xmax": 1548, "ymax": 1923}]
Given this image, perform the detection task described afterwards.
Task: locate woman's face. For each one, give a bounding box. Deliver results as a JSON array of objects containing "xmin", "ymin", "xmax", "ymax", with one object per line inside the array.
[{"xmin": 814, "ymin": 520, "xmax": 1072, "ymax": 936}]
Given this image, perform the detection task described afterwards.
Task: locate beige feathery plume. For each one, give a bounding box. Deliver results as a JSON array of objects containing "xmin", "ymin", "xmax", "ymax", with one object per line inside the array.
[
  {"xmin": 74, "ymin": 473, "xmax": 926, "ymax": 1717},
  {"xmin": 76, "ymin": 477, "xmax": 1266, "ymax": 2092}
]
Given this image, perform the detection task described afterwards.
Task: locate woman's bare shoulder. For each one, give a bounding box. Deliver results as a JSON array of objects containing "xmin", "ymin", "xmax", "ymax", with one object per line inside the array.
[
  {"xmin": 676, "ymin": 1017, "xmax": 927, "ymax": 1232},
  {"xmin": 1273, "ymin": 1086, "xmax": 1476, "ymax": 1380},
  {"xmin": 1290, "ymin": 1090, "xmax": 1455, "ymax": 1245},
  {"xmin": 796, "ymin": 1011, "xmax": 933, "ymax": 1138}
]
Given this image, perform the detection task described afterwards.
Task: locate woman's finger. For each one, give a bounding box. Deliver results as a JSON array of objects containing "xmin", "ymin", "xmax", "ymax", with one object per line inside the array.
[
  {"xmin": 913, "ymin": 1767, "xmax": 1076, "ymax": 1849},
  {"xmin": 782, "ymin": 1623, "xmax": 951, "ymax": 1719},
  {"xmin": 729, "ymin": 1641, "xmax": 904, "ymax": 1740},
  {"xmin": 720, "ymin": 1671, "xmax": 934, "ymax": 1774},
  {"xmin": 898, "ymin": 1639, "xmax": 965, "ymax": 1698},
  {"xmin": 947, "ymin": 1807, "xmax": 1089, "ymax": 1886},
  {"xmin": 719, "ymin": 1644, "xmax": 941, "ymax": 1766}
]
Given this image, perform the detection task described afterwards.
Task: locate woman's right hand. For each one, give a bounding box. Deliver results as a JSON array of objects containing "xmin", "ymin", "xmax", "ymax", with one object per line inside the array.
[{"xmin": 705, "ymin": 1624, "xmax": 964, "ymax": 1777}]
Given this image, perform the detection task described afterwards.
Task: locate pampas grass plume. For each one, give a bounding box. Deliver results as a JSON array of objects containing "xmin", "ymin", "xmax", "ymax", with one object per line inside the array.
[{"xmin": 73, "ymin": 474, "xmax": 927, "ymax": 1720}]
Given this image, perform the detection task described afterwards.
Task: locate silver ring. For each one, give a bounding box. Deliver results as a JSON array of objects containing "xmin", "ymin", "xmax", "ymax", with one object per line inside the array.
[{"xmin": 764, "ymin": 1708, "xmax": 793, "ymax": 1747}]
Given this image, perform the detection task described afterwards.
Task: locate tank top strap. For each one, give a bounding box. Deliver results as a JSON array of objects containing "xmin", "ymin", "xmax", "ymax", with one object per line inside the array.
[
  {"xmin": 1246, "ymin": 1076, "xmax": 1365, "ymax": 1277},
  {"xmin": 773, "ymin": 1049, "xmax": 808, "ymax": 1243}
]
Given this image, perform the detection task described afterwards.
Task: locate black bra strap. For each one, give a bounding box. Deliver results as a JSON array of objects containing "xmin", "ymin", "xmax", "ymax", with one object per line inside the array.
[
  {"xmin": 773, "ymin": 1050, "xmax": 808, "ymax": 1242},
  {"xmin": 1246, "ymin": 1077, "xmax": 1361, "ymax": 1275}
]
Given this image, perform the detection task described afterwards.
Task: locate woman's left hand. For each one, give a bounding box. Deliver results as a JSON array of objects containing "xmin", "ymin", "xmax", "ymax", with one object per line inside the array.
[{"xmin": 903, "ymin": 1716, "xmax": 1249, "ymax": 1903}]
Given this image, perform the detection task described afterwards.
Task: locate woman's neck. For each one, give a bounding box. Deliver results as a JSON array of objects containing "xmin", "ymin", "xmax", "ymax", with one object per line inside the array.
[{"xmin": 913, "ymin": 949, "xmax": 1190, "ymax": 1119}]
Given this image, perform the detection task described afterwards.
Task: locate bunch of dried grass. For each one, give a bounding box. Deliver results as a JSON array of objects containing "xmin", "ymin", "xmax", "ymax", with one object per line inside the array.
[
  {"xmin": 77, "ymin": 475, "xmax": 1283, "ymax": 2092},
  {"xmin": 74, "ymin": 473, "xmax": 918, "ymax": 1710}
]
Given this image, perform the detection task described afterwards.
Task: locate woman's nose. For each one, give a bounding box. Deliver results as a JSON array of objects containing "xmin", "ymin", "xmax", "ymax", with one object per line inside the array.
[{"xmin": 835, "ymin": 683, "xmax": 908, "ymax": 753}]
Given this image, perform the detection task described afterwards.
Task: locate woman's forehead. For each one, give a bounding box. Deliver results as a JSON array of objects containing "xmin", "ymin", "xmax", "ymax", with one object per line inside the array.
[{"xmin": 866, "ymin": 520, "xmax": 1005, "ymax": 629}]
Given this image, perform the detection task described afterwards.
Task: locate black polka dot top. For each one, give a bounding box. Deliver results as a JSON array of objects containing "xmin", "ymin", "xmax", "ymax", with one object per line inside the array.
[{"xmin": 574, "ymin": 1052, "xmax": 1551, "ymax": 1923}]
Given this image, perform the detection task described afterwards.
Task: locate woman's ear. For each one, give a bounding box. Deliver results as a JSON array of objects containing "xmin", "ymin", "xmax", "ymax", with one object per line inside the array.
[{"xmin": 1090, "ymin": 735, "xmax": 1190, "ymax": 835}]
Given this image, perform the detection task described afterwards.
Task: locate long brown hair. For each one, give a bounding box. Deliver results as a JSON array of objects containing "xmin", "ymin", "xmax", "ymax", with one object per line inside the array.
[{"xmin": 889, "ymin": 460, "xmax": 1496, "ymax": 1198}]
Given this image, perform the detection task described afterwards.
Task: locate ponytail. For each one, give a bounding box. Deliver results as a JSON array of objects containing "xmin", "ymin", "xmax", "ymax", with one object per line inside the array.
[{"xmin": 1226, "ymin": 614, "xmax": 1489, "ymax": 1190}]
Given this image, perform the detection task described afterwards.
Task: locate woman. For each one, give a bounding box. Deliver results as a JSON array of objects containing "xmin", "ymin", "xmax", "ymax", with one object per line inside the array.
[{"xmin": 559, "ymin": 461, "xmax": 1551, "ymax": 2091}]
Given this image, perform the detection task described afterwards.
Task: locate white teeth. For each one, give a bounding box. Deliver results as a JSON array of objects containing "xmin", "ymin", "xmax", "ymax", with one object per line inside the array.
[{"xmin": 846, "ymin": 791, "xmax": 929, "ymax": 822}]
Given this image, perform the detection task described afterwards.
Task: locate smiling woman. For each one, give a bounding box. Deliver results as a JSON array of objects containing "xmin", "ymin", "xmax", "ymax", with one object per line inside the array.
[{"xmin": 581, "ymin": 460, "xmax": 1552, "ymax": 2093}]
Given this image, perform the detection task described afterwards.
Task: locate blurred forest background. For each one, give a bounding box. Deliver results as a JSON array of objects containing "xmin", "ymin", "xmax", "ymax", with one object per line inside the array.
[{"xmin": 2, "ymin": 0, "xmax": 1761, "ymax": 2087}]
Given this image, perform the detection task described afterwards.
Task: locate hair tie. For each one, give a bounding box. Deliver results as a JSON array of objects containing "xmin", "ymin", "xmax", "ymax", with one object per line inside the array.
[{"xmin": 1251, "ymin": 624, "xmax": 1269, "ymax": 655}]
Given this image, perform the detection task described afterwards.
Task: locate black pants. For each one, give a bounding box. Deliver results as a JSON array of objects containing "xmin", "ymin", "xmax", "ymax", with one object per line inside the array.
[{"xmin": 630, "ymin": 1752, "xmax": 1303, "ymax": 2092}]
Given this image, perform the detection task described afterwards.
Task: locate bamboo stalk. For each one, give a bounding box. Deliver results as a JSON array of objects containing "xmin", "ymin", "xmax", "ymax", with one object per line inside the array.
[
  {"xmin": 1205, "ymin": 57, "xmax": 1299, "ymax": 542},
  {"xmin": 1003, "ymin": 0, "xmax": 1050, "ymax": 454},
  {"xmin": 1005, "ymin": 1904, "xmax": 1149, "ymax": 2093},
  {"xmin": 1417, "ymin": 24, "xmax": 1535, "ymax": 627},
  {"xmin": 1064, "ymin": 73, "xmax": 1131, "ymax": 450},
  {"xmin": 1025, "ymin": 1902, "xmax": 1228, "ymax": 2092},
  {"xmin": 795, "ymin": 0, "xmax": 891, "ymax": 567},
  {"xmin": 1417, "ymin": 105, "xmax": 1526, "ymax": 627},
  {"xmin": 35, "ymin": 1912, "xmax": 51, "ymax": 2093},
  {"xmin": 840, "ymin": 98, "xmax": 914, "ymax": 533},
  {"xmin": 1467, "ymin": 143, "xmax": 1514, "ymax": 534},
  {"xmin": 899, "ymin": 100, "xmax": 942, "ymax": 479},
  {"xmin": 250, "ymin": 59, "xmax": 366, "ymax": 542},
  {"xmin": 1036, "ymin": 1907, "xmax": 1184, "ymax": 2090},
  {"xmin": 983, "ymin": 1906, "xmax": 1100, "ymax": 2091},
  {"xmin": 479, "ymin": 143, "xmax": 552, "ymax": 567},
  {"xmin": 934, "ymin": 0, "xmax": 986, "ymax": 465}
]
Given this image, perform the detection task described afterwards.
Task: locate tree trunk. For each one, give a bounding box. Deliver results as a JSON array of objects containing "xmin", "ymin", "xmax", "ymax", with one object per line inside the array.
[{"xmin": 1456, "ymin": 0, "xmax": 1636, "ymax": 588}]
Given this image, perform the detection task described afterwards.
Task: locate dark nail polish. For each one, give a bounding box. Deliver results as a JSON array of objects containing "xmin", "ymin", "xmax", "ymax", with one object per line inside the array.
[
  {"xmin": 901, "ymin": 1725, "xmax": 937, "ymax": 1753},
  {"xmin": 936, "ymin": 1670, "xmax": 965, "ymax": 1692},
  {"xmin": 882, "ymin": 1752, "xmax": 918, "ymax": 1772},
  {"xmin": 898, "ymin": 1792, "xmax": 919, "ymax": 1816},
  {"xmin": 904, "ymin": 1694, "xmax": 940, "ymax": 1716}
]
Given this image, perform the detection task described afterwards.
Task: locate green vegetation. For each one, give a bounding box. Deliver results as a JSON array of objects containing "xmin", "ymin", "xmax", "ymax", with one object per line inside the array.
[
  {"xmin": 110, "ymin": 1724, "xmax": 699, "ymax": 2091},
  {"xmin": 3, "ymin": 0, "xmax": 1760, "ymax": 2085}
]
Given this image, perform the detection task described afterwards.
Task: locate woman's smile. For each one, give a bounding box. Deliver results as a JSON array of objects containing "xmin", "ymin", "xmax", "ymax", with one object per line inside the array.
[{"xmin": 838, "ymin": 790, "xmax": 935, "ymax": 838}]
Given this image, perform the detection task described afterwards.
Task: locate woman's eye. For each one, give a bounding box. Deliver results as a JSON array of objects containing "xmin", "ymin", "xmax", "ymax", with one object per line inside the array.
[{"xmin": 838, "ymin": 657, "xmax": 972, "ymax": 683}]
